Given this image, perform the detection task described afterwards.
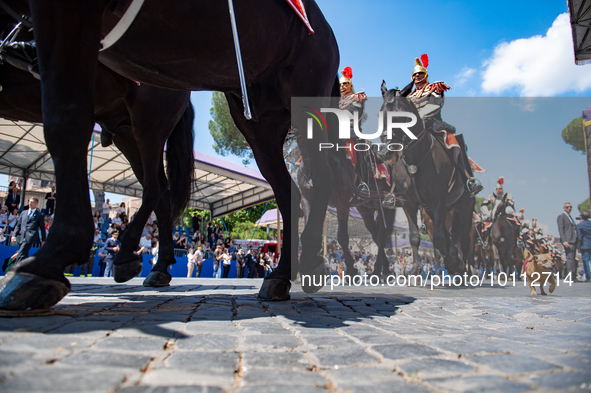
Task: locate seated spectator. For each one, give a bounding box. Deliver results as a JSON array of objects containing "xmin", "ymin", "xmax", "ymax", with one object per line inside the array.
[
  {"xmin": 152, "ymin": 223, "xmax": 159, "ymax": 238},
  {"xmin": 0, "ymin": 206, "xmax": 7, "ymax": 232},
  {"xmin": 107, "ymin": 223, "xmax": 117, "ymax": 236},
  {"xmin": 138, "ymin": 233, "xmax": 152, "ymax": 254},
  {"xmin": 93, "ymin": 227, "xmax": 102, "ymax": 243},
  {"xmin": 140, "ymin": 222, "xmax": 151, "ymax": 237},
  {"xmin": 111, "ymin": 214, "xmax": 122, "ymax": 228},
  {"xmin": 204, "ymin": 242, "xmax": 212, "ymax": 258},
  {"xmin": 178, "ymin": 232, "xmax": 189, "ymax": 249},
  {"xmin": 45, "ymin": 216, "xmax": 53, "ymax": 232},
  {"xmin": 192, "ymin": 229, "xmax": 201, "ymax": 243}
]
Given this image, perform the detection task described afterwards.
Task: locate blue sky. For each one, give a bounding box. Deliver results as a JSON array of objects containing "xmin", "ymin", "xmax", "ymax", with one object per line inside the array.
[
  {"xmin": 30, "ymin": 0, "xmax": 587, "ymax": 237},
  {"xmin": 186, "ymin": 1, "xmax": 591, "ymax": 237}
]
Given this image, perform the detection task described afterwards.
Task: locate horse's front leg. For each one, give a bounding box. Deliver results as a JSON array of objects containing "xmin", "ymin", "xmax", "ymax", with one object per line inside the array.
[
  {"xmin": 402, "ymin": 201, "xmax": 421, "ymax": 276},
  {"xmin": 0, "ymin": 1, "xmax": 103, "ymax": 311},
  {"xmin": 336, "ymin": 205, "xmax": 355, "ymax": 275}
]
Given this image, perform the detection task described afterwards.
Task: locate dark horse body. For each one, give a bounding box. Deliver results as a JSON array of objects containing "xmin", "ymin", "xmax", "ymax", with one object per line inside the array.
[
  {"xmin": 0, "ymin": 0, "xmax": 339, "ymax": 310},
  {"xmin": 298, "ymin": 145, "xmax": 395, "ymax": 279},
  {"xmin": 489, "ymin": 195, "xmax": 522, "ymax": 275},
  {"xmin": 0, "ymin": 36, "xmax": 194, "ymax": 292},
  {"xmin": 378, "ymin": 83, "xmax": 474, "ymax": 276}
]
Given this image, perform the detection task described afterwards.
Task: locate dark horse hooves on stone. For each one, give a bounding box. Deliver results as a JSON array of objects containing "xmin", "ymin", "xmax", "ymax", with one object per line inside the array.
[
  {"xmin": 143, "ymin": 271, "xmax": 172, "ymax": 287},
  {"xmin": 0, "ymin": 272, "xmax": 70, "ymax": 313},
  {"xmin": 258, "ymin": 277, "xmax": 291, "ymax": 301},
  {"xmin": 113, "ymin": 259, "xmax": 143, "ymax": 283}
]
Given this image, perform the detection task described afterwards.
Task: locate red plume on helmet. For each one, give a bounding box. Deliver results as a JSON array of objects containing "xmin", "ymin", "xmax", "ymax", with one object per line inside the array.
[
  {"xmin": 420, "ymin": 54, "xmax": 429, "ymax": 68},
  {"xmin": 498, "ymin": 176, "xmax": 504, "ymax": 185},
  {"xmin": 341, "ymin": 67, "xmax": 353, "ymax": 80}
]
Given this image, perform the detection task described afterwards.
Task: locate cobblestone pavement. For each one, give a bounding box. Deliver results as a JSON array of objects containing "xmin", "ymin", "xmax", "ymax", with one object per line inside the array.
[{"xmin": 0, "ymin": 278, "xmax": 589, "ymax": 393}]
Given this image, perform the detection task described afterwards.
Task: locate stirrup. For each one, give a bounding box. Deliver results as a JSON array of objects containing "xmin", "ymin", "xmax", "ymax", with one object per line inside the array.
[
  {"xmin": 382, "ymin": 193, "xmax": 396, "ymax": 209},
  {"xmin": 467, "ymin": 178, "xmax": 483, "ymax": 196},
  {"xmin": 483, "ymin": 242, "xmax": 490, "ymax": 250},
  {"xmin": 356, "ymin": 182, "xmax": 370, "ymax": 199}
]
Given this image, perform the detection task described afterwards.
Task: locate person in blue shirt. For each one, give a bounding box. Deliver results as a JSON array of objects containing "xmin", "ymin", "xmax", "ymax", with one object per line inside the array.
[{"xmin": 577, "ymin": 211, "xmax": 591, "ymax": 282}]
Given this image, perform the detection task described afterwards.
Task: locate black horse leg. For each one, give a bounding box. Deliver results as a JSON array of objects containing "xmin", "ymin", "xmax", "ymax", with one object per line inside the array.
[
  {"xmin": 403, "ymin": 201, "xmax": 422, "ymax": 276},
  {"xmin": 0, "ymin": 1, "xmax": 103, "ymax": 311},
  {"xmin": 225, "ymin": 94, "xmax": 293, "ymax": 300},
  {"xmin": 432, "ymin": 200, "xmax": 457, "ymax": 276},
  {"xmin": 336, "ymin": 204, "xmax": 355, "ymax": 274},
  {"xmin": 117, "ymin": 92, "xmax": 188, "ymax": 285},
  {"xmin": 455, "ymin": 195, "xmax": 475, "ymax": 276},
  {"xmin": 378, "ymin": 208, "xmax": 395, "ymax": 279},
  {"xmin": 111, "ymin": 128, "xmax": 175, "ymax": 286}
]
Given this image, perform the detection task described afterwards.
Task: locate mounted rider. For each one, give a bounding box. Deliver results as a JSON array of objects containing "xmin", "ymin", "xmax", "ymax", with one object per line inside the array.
[
  {"xmin": 339, "ymin": 66, "xmax": 371, "ymax": 196},
  {"xmin": 405, "ymin": 54, "xmax": 483, "ymax": 196},
  {"xmin": 480, "ymin": 177, "xmax": 515, "ymax": 246}
]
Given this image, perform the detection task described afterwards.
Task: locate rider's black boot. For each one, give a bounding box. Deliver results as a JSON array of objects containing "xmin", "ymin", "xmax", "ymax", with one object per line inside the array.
[{"xmin": 455, "ymin": 134, "xmax": 483, "ymax": 196}]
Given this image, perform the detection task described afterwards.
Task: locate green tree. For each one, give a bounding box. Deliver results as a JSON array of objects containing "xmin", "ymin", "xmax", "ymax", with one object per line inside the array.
[
  {"xmin": 181, "ymin": 200, "xmax": 278, "ymax": 239},
  {"xmin": 562, "ymin": 116, "xmax": 585, "ymax": 154},
  {"xmin": 579, "ymin": 198, "xmax": 590, "ymax": 214},
  {"xmin": 474, "ymin": 196, "xmax": 485, "ymax": 213},
  {"xmin": 208, "ymin": 91, "xmax": 254, "ymax": 165}
]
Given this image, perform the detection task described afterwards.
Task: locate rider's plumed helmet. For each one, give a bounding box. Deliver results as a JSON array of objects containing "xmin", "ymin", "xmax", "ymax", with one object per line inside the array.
[
  {"xmin": 340, "ymin": 66, "xmax": 353, "ymax": 85},
  {"xmin": 495, "ymin": 176, "xmax": 504, "ymax": 192},
  {"xmin": 412, "ymin": 54, "xmax": 429, "ymax": 77}
]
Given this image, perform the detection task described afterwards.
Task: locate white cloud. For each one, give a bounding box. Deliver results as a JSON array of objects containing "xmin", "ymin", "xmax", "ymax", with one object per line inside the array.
[
  {"xmin": 481, "ymin": 13, "xmax": 591, "ymax": 96},
  {"xmin": 455, "ymin": 67, "xmax": 476, "ymax": 86}
]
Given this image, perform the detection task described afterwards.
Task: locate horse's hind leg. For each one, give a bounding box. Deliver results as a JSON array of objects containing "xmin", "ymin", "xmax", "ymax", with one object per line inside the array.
[
  {"xmin": 110, "ymin": 126, "xmax": 176, "ymax": 287},
  {"xmin": 0, "ymin": 1, "xmax": 103, "ymax": 311},
  {"xmin": 225, "ymin": 93, "xmax": 294, "ymax": 300},
  {"xmin": 116, "ymin": 90, "xmax": 189, "ymax": 285}
]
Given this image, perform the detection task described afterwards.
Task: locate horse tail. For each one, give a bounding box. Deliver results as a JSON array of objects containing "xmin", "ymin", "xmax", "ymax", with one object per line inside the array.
[{"xmin": 166, "ymin": 101, "xmax": 195, "ymax": 223}]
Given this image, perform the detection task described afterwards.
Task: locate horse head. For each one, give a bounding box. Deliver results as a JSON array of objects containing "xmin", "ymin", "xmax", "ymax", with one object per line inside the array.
[{"xmin": 377, "ymin": 81, "xmax": 424, "ymax": 165}]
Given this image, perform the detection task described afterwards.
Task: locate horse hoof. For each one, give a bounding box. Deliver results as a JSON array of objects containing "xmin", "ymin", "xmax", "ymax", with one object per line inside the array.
[
  {"xmin": 143, "ymin": 271, "xmax": 171, "ymax": 287},
  {"xmin": 258, "ymin": 278, "xmax": 291, "ymax": 301},
  {"xmin": 0, "ymin": 272, "xmax": 69, "ymax": 312},
  {"xmin": 113, "ymin": 261, "xmax": 143, "ymax": 283},
  {"xmin": 300, "ymin": 262, "xmax": 328, "ymax": 294}
]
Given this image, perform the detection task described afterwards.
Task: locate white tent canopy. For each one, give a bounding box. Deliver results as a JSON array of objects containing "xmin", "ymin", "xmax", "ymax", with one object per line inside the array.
[{"xmin": 0, "ymin": 119, "xmax": 274, "ymax": 217}]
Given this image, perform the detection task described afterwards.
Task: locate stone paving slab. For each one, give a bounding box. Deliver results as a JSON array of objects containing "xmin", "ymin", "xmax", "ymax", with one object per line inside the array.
[{"xmin": 0, "ymin": 277, "xmax": 588, "ymax": 392}]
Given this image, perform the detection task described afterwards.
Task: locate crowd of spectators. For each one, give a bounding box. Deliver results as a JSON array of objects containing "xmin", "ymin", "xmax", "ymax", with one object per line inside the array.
[
  {"xmin": 0, "ymin": 190, "xmax": 279, "ymax": 279},
  {"xmin": 323, "ymin": 242, "xmax": 442, "ymax": 280}
]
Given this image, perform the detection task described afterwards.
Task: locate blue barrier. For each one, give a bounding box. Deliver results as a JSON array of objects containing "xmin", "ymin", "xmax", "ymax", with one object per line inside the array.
[{"xmin": 0, "ymin": 246, "xmax": 250, "ymax": 278}]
